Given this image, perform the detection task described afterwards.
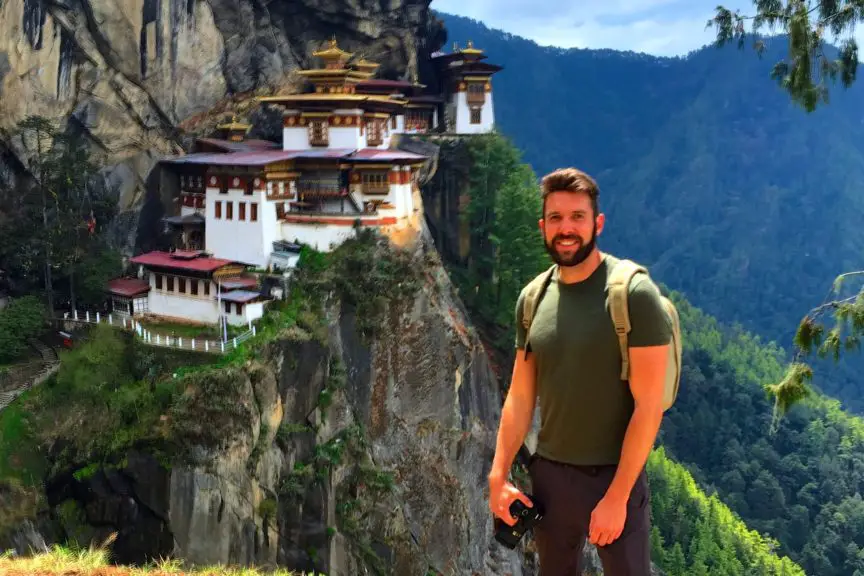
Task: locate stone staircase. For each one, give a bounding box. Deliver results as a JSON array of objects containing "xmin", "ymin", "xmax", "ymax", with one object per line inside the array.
[{"xmin": 0, "ymin": 339, "xmax": 61, "ymax": 413}]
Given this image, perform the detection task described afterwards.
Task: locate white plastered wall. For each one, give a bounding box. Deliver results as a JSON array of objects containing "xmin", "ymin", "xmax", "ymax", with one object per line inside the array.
[
  {"xmin": 146, "ymin": 273, "xmax": 220, "ymax": 324},
  {"xmin": 454, "ymin": 91, "xmax": 495, "ymax": 134},
  {"xmin": 205, "ymin": 185, "xmax": 271, "ymax": 268},
  {"xmin": 280, "ymin": 223, "xmax": 358, "ymax": 252}
]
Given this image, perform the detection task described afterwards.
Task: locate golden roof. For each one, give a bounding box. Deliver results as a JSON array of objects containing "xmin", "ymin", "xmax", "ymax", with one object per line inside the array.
[
  {"xmin": 216, "ymin": 115, "xmax": 251, "ymax": 131},
  {"xmin": 297, "ymin": 69, "xmax": 375, "ymax": 80},
  {"xmin": 460, "ymin": 40, "xmax": 484, "ymax": 55},
  {"xmin": 259, "ymin": 93, "xmax": 408, "ymax": 105},
  {"xmin": 354, "ymin": 58, "xmax": 380, "ymax": 71},
  {"xmin": 313, "ymin": 38, "xmax": 353, "ymax": 60}
]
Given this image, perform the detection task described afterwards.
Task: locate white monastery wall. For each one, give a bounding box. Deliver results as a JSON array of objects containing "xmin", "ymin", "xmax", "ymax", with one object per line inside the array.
[
  {"xmin": 227, "ymin": 301, "xmax": 264, "ymax": 325},
  {"xmin": 261, "ymin": 194, "xmax": 281, "ymax": 262},
  {"xmin": 454, "ymin": 91, "xmax": 495, "ymax": 134},
  {"xmin": 281, "ymin": 222, "xmax": 357, "ymax": 252},
  {"xmin": 205, "ymin": 186, "xmax": 269, "ymax": 268},
  {"xmin": 282, "ymin": 126, "xmax": 309, "ymax": 150},
  {"xmin": 148, "ymin": 290, "xmax": 220, "ymax": 324},
  {"xmin": 328, "ymin": 126, "xmax": 364, "ymax": 149}
]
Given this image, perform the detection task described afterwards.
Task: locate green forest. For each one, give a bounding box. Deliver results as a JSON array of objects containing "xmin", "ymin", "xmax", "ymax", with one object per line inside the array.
[
  {"xmin": 444, "ymin": 131, "xmax": 864, "ymax": 575},
  {"xmin": 436, "ymin": 11, "xmax": 864, "ymax": 415}
]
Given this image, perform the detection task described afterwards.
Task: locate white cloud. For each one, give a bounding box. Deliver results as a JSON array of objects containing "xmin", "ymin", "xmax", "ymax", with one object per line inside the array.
[{"xmin": 429, "ymin": 0, "xmax": 777, "ymax": 56}]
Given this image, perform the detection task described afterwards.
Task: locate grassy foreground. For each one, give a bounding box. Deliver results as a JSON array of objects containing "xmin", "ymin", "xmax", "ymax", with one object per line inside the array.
[{"xmin": 0, "ymin": 542, "xmax": 318, "ymax": 576}]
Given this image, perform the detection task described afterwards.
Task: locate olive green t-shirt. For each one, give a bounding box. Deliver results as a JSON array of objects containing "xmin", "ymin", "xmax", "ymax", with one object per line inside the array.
[{"xmin": 514, "ymin": 254, "xmax": 672, "ymax": 466}]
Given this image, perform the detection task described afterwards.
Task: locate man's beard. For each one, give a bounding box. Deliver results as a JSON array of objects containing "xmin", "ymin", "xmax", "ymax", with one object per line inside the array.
[{"xmin": 544, "ymin": 225, "xmax": 597, "ymax": 267}]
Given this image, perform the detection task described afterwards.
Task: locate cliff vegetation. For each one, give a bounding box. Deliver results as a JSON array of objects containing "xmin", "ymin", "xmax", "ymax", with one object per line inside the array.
[{"xmin": 0, "ymin": 222, "xmax": 526, "ymax": 576}]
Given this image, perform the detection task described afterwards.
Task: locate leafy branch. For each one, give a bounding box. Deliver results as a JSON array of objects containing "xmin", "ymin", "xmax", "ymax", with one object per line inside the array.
[
  {"xmin": 707, "ymin": 1, "xmax": 861, "ymax": 112},
  {"xmin": 766, "ymin": 268, "xmax": 864, "ymax": 431}
]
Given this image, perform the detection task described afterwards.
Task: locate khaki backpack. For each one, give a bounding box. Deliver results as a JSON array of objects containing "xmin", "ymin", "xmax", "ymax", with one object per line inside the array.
[{"xmin": 520, "ymin": 258, "xmax": 683, "ymax": 411}]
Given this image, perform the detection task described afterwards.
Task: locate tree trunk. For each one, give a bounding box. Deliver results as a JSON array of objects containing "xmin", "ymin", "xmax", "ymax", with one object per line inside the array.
[
  {"xmin": 69, "ymin": 266, "xmax": 76, "ymax": 311},
  {"xmin": 42, "ymin": 188, "xmax": 54, "ymax": 316}
]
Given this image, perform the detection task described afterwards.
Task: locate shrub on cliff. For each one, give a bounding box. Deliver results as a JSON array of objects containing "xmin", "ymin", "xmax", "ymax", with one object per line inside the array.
[{"xmin": 0, "ymin": 296, "xmax": 47, "ymax": 363}]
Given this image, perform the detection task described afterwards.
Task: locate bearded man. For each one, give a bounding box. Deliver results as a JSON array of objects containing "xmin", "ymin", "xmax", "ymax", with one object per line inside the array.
[{"xmin": 488, "ymin": 168, "xmax": 672, "ymax": 575}]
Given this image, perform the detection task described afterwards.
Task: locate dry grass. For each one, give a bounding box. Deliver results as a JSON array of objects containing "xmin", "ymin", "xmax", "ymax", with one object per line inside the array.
[{"xmin": 0, "ymin": 538, "xmax": 320, "ymax": 576}]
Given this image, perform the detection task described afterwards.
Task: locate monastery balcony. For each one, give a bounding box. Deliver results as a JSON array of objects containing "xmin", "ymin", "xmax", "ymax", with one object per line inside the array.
[
  {"xmin": 467, "ymin": 92, "xmax": 486, "ymax": 105},
  {"xmin": 280, "ymin": 210, "xmax": 397, "ymax": 227},
  {"xmin": 363, "ymin": 183, "xmax": 390, "ymax": 195},
  {"xmin": 404, "ymin": 121, "xmax": 430, "ymax": 132},
  {"xmin": 295, "ymin": 183, "xmax": 346, "ymax": 198}
]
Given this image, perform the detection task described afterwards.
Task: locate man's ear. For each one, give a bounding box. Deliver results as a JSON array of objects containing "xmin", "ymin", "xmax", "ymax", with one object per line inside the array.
[{"xmin": 596, "ymin": 213, "xmax": 605, "ymax": 235}]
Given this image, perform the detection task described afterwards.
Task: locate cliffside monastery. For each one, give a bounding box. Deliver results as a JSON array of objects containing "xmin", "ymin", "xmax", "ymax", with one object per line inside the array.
[{"xmin": 107, "ymin": 38, "xmax": 502, "ymax": 329}]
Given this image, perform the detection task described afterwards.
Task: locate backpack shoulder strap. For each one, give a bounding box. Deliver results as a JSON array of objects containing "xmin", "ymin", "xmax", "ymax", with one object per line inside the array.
[
  {"xmin": 521, "ymin": 264, "xmax": 556, "ymax": 359},
  {"xmin": 607, "ymin": 258, "xmax": 648, "ymax": 380}
]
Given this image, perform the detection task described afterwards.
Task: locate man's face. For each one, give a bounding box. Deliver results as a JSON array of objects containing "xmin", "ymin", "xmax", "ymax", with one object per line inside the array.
[{"xmin": 539, "ymin": 190, "xmax": 605, "ymax": 267}]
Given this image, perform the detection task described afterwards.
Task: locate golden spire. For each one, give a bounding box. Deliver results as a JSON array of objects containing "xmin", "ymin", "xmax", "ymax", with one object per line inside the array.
[
  {"xmin": 313, "ymin": 37, "xmax": 353, "ymax": 68},
  {"xmin": 461, "ymin": 40, "xmax": 483, "ymax": 55}
]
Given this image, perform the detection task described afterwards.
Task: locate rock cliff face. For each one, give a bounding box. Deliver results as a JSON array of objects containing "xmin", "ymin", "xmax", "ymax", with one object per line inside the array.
[
  {"xmin": 5, "ymin": 226, "xmax": 536, "ymax": 575},
  {"xmin": 0, "ymin": 0, "xmax": 444, "ymax": 251}
]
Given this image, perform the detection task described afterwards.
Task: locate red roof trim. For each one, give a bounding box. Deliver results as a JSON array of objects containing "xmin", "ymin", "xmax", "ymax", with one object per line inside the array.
[
  {"xmin": 130, "ymin": 251, "xmax": 240, "ymax": 272},
  {"xmin": 107, "ymin": 278, "xmax": 151, "ymax": 297}
]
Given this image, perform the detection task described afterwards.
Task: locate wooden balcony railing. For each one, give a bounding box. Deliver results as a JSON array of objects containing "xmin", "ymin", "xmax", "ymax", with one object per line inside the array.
[
  {"xmin": 363, "ymin": 183, "xmax": 390, "ymax": 195},
  {"xmin": 467, "ymin": 92, "xmax": 486, "ymax": 105},
  {"xmin": 296, "ymin": 182, "xmax": 345, "ymax": 197}
]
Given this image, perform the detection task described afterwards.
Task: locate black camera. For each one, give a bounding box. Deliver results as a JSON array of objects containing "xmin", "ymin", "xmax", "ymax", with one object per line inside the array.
[{"xmin": 494, "ymin": 494, "xmax": 544, "ymax": 549}]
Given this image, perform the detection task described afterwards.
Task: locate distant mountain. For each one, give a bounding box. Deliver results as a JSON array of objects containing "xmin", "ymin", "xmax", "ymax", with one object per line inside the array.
[{"xmin": 436, "ymin": 12, "xmax": 864, "ymax": 412}]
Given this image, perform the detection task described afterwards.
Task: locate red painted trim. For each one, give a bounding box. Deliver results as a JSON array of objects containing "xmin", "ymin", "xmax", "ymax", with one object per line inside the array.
[{"xmin": 282, "ymin": 215, "xmax": 398, "ymax": 226}]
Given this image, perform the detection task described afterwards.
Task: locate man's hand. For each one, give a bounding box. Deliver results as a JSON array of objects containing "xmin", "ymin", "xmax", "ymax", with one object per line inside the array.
[
  {"xmin": 489, "ymin": 474, "xmax": 533, "ymax": 526},
  {"xmin": 588, "ymin": 493, "xmax": 627, "ymax": 547}
]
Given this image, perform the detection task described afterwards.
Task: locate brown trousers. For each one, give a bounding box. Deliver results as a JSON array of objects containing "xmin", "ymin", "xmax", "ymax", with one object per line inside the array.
[{"xmin": 528, "ymin": 454, "xmax": 652, "ymax": 576}]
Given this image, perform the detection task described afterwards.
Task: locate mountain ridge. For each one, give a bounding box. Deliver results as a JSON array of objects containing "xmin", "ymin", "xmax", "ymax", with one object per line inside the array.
[{"xmin": 436, "ymin": 10, "xmax": 864, "ymax": 413}]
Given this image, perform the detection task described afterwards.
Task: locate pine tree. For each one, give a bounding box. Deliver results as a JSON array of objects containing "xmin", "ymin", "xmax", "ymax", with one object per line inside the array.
[
  {"xmin": 708, "ymin": 1, "xmax": 862, "ymax": 113},
  {"xmin": 666, "ymin": 542, "xmax": 687, "ymax": 576},
  {"xmin": 704, "ymin": 2, "xmax": 864, "ymax": 427},
  {"xmin": 649, "ymin": 525, "xmax": 666, "ymax": 567}
]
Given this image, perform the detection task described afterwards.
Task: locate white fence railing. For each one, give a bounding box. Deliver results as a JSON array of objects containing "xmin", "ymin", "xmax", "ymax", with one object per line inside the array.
[{"xmin": 60, "ymin": 311, "xmax": 256, "ymax": 355}]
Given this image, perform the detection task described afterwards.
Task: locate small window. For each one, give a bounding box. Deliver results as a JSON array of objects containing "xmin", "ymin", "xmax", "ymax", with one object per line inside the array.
[
  {"xmin": 204, "ymin": 282, "xmax": 211, "ymax": 296},
  {"xmin": 155, "ymin": 274, "xmax": 163, "ymax": 290},
  {"xmin": 215, "ymin": 201, "xmax": 222, "ymax": 219},
  {"xmin": 178, "ymin": 278, "xmax": 186, "ymax": 294},
  {"xmin": 191, "ymin": 280, "xmax": 199, "ymax": 296},
  {"xmin": 239, "ymin": 202, "xmax": 246, "ymax": 221},
  {"xmin": 236, "ymin": 303, "xmax": 244, "ymax": 315},
  {"xmin": 309, "ymin": 120, "xmax": 328, "ymax": 146},
  {"xmin": 167, "ymin": 276, "xmax": 174, "ymax": 291},
  {"xmin": 224, "ymin": 301, "xmax": 231, "ymax": 314},
  {"xmin": 226, "ymin": 202, "xmax": 233, "ymax": 220},
  {"xmin": 470, "ymin": 107, "xmax": 481, "ymax": 124},
  {"xmin": 251, "ymin": 203, "xmax": 258, "ymax": 222}
]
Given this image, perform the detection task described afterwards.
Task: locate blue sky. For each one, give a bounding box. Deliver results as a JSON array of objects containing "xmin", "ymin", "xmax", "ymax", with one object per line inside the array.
[{"xmin": 430, "ymin": 0, "xmax": 863, "ymax": 57}]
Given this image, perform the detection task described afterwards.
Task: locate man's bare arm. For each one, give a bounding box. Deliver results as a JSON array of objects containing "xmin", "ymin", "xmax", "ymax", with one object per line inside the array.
[
  {"xmin": 489, "ymin": 350, "xmax": 538, "ymax": 481},
  {"xmin": 605, "ymin": 343, "xmax": 668, "ymax": 503}
]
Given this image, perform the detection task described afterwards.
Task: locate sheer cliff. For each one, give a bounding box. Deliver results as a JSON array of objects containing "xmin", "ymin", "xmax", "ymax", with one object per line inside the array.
[
  {"xmin": 0, "ymin": 0, "xmax": 445, "ymax": 250},
  {"xmin": 0, "ymin": 226, "xmax": 538, "ymax": 575}
]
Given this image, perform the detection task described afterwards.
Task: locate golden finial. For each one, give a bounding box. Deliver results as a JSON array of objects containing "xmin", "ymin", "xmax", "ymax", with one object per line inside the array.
[{"xmin": 467, "ymin": 40, "xmax": 474, "ymax": 49}]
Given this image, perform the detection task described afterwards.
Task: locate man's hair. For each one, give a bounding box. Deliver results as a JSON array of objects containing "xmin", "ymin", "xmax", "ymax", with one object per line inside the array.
[{"xmin": 540, "ymin": 168, "xmax": 600, "ymax": 217}]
